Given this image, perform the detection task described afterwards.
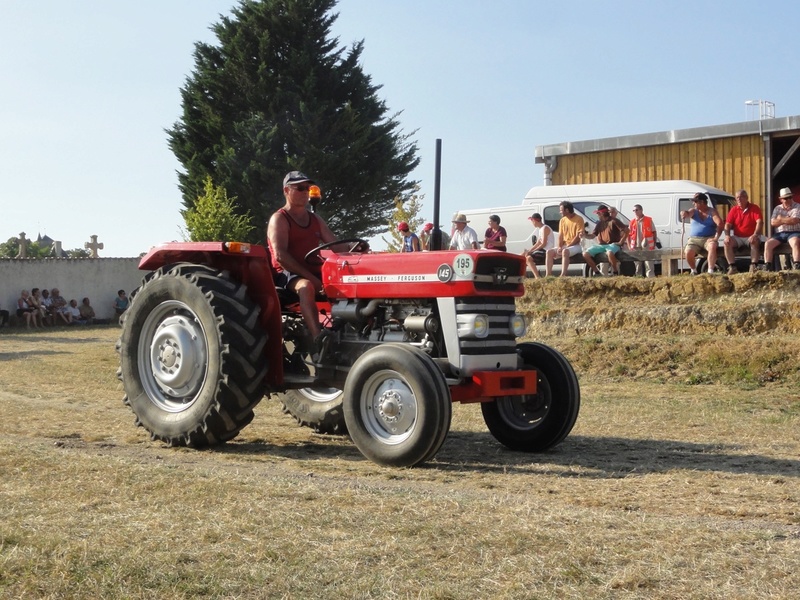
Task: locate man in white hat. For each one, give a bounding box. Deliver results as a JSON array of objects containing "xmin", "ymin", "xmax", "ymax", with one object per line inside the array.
[
  {"xmin": 764, "ymin": 187, "xmax": 800, "ymax": 270},
  {"xmin": 448, "ymin": 213, "xmax": 479, "ymax": 250}
]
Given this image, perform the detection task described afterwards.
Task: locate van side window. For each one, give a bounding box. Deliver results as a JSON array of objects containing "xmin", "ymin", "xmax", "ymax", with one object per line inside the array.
[
  {"xmin": 678, "ymin": 198, "xmax": 693, "ymax": 220},
  {"xmin": 620, "ymin": 197, "xmax": 670, "ymax": 228},
  {"xmin": 708, "ymin": 193, "xmax": 733, "ymax": 219},
  {"xmin": 543, "ymin": 205, "xmax": 561, "ymax": 232}
]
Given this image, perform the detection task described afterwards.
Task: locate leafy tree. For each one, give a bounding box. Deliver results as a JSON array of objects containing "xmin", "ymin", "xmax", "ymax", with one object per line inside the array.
[
  {"xmin": 0, "ymin": 236, "xmax": 51, "ymax": 259},
  {"xmin": 181, "ymin": 177, "xmax": 256, "ymax": 242},
  {"xmin": 382, "ymin": 191, "xmax": 424, "ymax": 252},
  {"xmin": 66, "ymin": 248, "xmax": 90, "ymax": 259},
  {"xmin": 167, "ymin": 0, "xmax": 419, "ymax": 243}
]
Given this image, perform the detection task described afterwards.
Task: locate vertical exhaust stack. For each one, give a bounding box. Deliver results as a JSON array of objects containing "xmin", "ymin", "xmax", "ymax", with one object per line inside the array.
[{"xmin": 432, "ymin": 139, "xmax": 443, "ymax": 250}]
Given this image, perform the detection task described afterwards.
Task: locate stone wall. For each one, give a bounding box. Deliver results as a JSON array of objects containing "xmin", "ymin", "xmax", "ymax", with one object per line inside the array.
[{"xmin": 1, "ymin": 258, "xmax": 144, "ymax": 322}]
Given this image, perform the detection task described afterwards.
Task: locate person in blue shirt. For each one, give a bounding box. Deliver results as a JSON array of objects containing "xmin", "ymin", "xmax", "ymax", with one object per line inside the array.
[
  {"xmin": 680, "ymin": 192, "xmax": 723, "ymax": 275},
  {"xmin": 398, "ymin": 222, "xmax": 421, "ymax": 252},
  {"xmin": 113, "ymin": 290, "xmax": 129, "ymax": 316}
]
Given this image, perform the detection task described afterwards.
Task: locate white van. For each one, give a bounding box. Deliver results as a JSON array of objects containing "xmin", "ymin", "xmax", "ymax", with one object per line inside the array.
[{"xmin": 461, "ymin": 180, "xmax": 735, "ymax": 258}]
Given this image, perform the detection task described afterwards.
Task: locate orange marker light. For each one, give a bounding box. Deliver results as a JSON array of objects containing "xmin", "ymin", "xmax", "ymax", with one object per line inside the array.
[{"xmin": 225, "ymin": 242, "xmax": 252, "ymax": 254}]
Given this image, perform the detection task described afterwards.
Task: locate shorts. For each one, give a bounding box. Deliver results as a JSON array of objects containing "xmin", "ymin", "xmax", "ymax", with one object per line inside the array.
[
  {"xmin": 586, "ymin": 243, "xmax": 621, "ymax": 257},
  {"xmin": 729, "ymin": 234, "xmax": 765, "ymax": 248},
  {"xmin": 526, "ymin": 249, "xmax": 547, "ymax": 264},
  {"xmin": 771, "ymin": 231, "xmax": 800, "ymax": 243},
  {"xmin": 685, "ymin": 236, "xmax": 713, "ymax": 255},
  {"xmin": 550, "ymin": 244, "xmax": 582, "ymax": 258}
]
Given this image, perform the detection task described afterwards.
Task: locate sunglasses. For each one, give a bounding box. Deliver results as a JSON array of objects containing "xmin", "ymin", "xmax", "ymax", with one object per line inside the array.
[{"xmin": 290, "ymin": 184, "xmax": 310, "ymax": 192}]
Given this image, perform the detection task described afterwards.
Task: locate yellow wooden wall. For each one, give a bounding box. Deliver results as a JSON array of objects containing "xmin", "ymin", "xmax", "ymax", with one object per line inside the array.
[{"xmin": 552, "ymin": 134, "xmax": 767, "ymax": 208}]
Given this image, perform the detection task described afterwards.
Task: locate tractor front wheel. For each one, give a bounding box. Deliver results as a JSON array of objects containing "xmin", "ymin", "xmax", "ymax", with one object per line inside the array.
[
  {"xmin": 481, "ymin": 342, "xmax": 580, "ymax": 452},
  {"xmin": 343, "ymin": 344, "xmax": 451, "ymax": 467}
]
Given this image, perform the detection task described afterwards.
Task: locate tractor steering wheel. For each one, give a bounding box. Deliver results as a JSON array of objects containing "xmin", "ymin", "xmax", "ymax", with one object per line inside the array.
[{"xmin": 304, "ymin": 238, "xmax": 370, "ymax": 263}]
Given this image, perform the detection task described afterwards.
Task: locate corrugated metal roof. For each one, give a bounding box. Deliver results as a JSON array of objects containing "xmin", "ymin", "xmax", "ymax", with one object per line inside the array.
[{"xmin": 535, "ymin": 115, "xmax": 800, "ymax": 161}]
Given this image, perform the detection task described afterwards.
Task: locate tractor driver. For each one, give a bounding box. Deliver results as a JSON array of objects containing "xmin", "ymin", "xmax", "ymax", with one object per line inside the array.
[{"xmin": 267, "ymin": 171, "xmax": 338, "ymax": 341}]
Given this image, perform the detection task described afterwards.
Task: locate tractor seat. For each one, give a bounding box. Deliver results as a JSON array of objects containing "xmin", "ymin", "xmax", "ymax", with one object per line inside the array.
[{"xmin": 276, "ymin": 286, "xmax": 301, "ymax": 308}]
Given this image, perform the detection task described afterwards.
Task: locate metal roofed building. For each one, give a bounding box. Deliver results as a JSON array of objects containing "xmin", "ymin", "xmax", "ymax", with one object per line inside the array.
[{"xmin": 534, "ymin": 115, "xmax": 800, "ymax": 215}]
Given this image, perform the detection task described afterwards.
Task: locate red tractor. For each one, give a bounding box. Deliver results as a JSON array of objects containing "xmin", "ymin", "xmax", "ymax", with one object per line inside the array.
[{"xmin": 117, "ymin": 240, "xmax": 580, "ymax": 467}]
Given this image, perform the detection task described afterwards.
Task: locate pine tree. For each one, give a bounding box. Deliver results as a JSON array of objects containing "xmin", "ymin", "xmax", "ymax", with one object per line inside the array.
[{"xmin": 167, "ymin": 0, "xmax": 419, "ymax": 243}]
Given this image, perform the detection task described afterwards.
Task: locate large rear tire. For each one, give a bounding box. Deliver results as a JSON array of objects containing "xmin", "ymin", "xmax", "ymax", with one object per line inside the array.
[
  {"xmin": 117, "ymin": 264, "xmax": 268, "ymax": 446},
  {"xmin": 281, "ymin": 387, "xmax": 347, "ymax": 435},
  {"xmin": 481, "ymin": 342, "xmax": 580, "ymax": 452},
  {"xmin": 343, "ymin": 344, "xmax": 451, "ymax": 467}
]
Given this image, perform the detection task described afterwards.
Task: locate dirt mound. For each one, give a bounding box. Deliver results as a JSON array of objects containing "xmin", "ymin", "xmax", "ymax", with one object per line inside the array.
[{"xmin": 518, "ymin": 271, "xmax": 800, "ymax": 336}]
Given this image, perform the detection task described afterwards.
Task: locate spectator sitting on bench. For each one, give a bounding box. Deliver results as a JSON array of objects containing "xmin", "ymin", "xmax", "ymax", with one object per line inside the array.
[
  {"xmin": 17, "ymin": 290, "xmax": 40, "ymax": 328},
  {"xmin": 764, "ymin": 187, "xmax": 800, "ymax": 271},
  {"xmin": 50, "ymin": 288, "xmax": 72, "ymax": 325},
  {"xmin": 523, "ymin": 212, "xmax": 554, "ymax": 279},
  {"xmin": 113, "ymin": 290, "xmax": 129, "ymax": 316},
  {"xmin": 40, "ymin": 288, "xmax": 55, "ymax": 326},
  {"xmin": 545, "ymin": 201, "xmax": 584, "ymax": 277},
  {"xmin": 723, "ymin": 189, "xmax": 764, "ymax": 274},
  {"xmin": 580, "ymin": 205, "xmax": 628, "ymax": 277},
  {"xmin": 79, "ymin": 297, "xmax": 96, "ymax": 324},
  {"xmin": 680, "ymin": 193, "xmax": 724, "ymax": 275}
]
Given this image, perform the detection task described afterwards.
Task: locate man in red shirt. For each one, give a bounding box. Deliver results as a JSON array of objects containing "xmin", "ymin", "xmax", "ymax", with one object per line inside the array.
[
  {"xmin": 267, "ymin": 171, "xmax": 338, "ymax": 340},
  {"xmin": 723, "ymin": 189, "xmax": 763, "ymax": 274}
]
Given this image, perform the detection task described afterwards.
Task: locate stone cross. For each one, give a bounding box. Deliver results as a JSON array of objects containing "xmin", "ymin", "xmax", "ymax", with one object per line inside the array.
[
  {"xmin": 17, "ymin": 232, "xmax": 28, "ymax": 259},
  {"xmin": 85, "ymin": 234, "xmax": 104, "ymax": 258}
]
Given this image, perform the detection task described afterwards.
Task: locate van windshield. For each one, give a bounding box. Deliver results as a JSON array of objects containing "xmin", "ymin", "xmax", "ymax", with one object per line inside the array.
[
  {"xmin": 573, "ymin": 202, "xmax": 630, "ymax": 226},
  {"xmin": 678, "ymin": 193, "xmax": 735, "ymax": 216}
]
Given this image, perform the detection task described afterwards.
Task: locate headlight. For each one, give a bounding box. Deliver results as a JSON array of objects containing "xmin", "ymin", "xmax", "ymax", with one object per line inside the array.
[
  {"xmin": 509, "ymin": 313, "xmax": 527, "ymax": 337},
  {"xmin": 457, "ymin": 313, "xmax": 489, "ymax": 339}
]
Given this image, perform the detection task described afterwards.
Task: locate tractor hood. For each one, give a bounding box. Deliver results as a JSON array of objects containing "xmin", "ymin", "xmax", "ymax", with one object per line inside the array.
[{"xmin": 320, "ymin": 249, "xmax": 526, "ymax": 300}]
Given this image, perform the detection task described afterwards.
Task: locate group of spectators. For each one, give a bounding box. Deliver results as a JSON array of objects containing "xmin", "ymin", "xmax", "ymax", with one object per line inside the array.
[
  {"xmin": 521, "ymin": 186, "xmax": 800, "ymax": 278},
  {"xmin": 397, "ymin": 212, "xmax": 507, "ymax": 252},
  {"xmin": 7, "ymin": 288, "xmax": 129, "ymax": 329}
]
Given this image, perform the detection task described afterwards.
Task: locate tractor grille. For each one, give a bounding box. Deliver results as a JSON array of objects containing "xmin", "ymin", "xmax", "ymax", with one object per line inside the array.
[
  {"xmin": 455, "ymin": 297, "xmax": 518, "ymax": 356},
  {"xmin": 473, "ymin": 255, "xmax": 523, "ymax": 292}
]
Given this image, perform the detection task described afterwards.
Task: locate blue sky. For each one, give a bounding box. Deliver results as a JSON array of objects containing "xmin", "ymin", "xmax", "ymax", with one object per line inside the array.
[{"xmin": 2, "ymin": 0, "xmax": 797, "ymax": 256}]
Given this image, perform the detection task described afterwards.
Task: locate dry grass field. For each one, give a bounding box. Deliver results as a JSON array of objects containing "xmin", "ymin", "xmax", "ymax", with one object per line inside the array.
[{"xmin": 1, "ymin": 272, "xmax": 799, "ymax": 599}]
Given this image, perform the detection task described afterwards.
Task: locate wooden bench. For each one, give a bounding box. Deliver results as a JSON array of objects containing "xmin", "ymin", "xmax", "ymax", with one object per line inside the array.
[{"xmin": 531, "ymin": 242, "xmax": 794, "ymax": 276}]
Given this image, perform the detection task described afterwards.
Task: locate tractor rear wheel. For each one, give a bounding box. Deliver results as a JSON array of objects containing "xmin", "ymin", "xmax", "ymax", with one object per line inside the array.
[
  {"xmin": 343, "ymin": 344, "xmax": 451, "ymax": 467},
  {"xmin": 281, "ymin": 387, "xmax": 347, "ymax": 435},
  {"xmin": 117, "ymin": 263, "xmax": 268, "ymax": 446},
  {"xmin": 481, "ymin": 342, "xmax": 580, "ymax": 452}
]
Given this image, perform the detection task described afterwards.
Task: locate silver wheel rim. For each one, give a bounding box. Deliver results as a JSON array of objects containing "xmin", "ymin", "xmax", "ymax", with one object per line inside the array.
[
  {"xmin": 360, "ymin": 370, "xmax": 417, "ymax": 444},
  {"xmin": 297, "ymin": 387, "xmax": 341, "ymax": 404},
  {"xmin": 138, "ymin": 300, "xmax": 209, "ymax": 412}
]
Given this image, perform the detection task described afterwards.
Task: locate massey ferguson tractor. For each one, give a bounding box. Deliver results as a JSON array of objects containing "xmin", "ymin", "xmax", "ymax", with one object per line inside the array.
[{"xmin": 117, "ymin": 240, "xmax": 580, "ymax": 467}]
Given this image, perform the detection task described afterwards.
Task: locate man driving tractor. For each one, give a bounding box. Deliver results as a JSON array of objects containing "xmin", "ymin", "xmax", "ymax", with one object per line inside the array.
[{"xmin": 267, "ymin": 171, "xmax": 338, "ymax": 343}]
